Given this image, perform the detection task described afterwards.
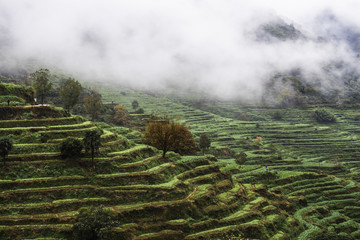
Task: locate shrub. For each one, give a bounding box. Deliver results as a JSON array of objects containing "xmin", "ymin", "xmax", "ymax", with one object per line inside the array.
[
  {"xmin": 72, "ymin": 205, "xmax": 118, "ymax": 240},
  {"xmin": 0, "ymin": 82, "xmax": 35, "ymax": 104},
  {"xmin": 310, "ymin": 231, "xmax": 354, "ymax": 240},
  {"xmin": 237, "ymin": 113, "xmax": 250, "ymax": 121},
  {"xmin": 0, "ymin": 137, "xmax": 13, "ymax": 167},
  {"xmin": 60, "ymin": 137, "xmax": 83, "ymax": 159},
  {"xmin": 273, "ymin": 110, "xmax": 283, "ymax": 120},
  {"xmin": 135, "ymin": 108, "xmax": 144, "ymax": 114},
  {"xmin": 235, "ymin": 152, "xmax": 247, "ymax": 165},
  {"xmin": 313, "ymin": 109, "xmax": 336, "ymax": 123},
  {"xmin": 254, "ymin": 171, "xmax": 278, "ymax": 182}
]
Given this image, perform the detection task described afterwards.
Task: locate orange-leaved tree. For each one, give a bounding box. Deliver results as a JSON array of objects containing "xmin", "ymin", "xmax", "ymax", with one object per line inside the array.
[
  {"xmin": 111, "ymin": 104, "xmax": 128, "ymax": 125},
  {"xmin": 143, "ymin": 120, "xmax": 197, "ymax": 158}
]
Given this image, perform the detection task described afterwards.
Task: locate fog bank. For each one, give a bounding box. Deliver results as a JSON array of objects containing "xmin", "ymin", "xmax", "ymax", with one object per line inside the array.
[{"xmin": 0, "ymin": 0, "xmax": 359, "ymax": 100}]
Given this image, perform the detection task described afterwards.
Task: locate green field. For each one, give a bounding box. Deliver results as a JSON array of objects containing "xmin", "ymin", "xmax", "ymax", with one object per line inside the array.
[{"xmin": 1, "ymin": 82, "xmax": 360, "ymax": 239}]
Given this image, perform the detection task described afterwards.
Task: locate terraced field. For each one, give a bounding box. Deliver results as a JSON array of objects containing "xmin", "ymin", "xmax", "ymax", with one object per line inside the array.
[
  {"xmin": 97, "ymin": 84, "xmax": 360, "ymax": 239},
  {"xmin": 0, "ymin": 105, "xmax": 304, "ymax": 239}
]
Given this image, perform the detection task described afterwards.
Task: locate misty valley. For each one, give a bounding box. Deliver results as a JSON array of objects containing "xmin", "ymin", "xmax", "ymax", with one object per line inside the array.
[
  {"xmin": 1, "ymin": 70, "xmax": 360, "ymax": 240},
  {"xmin": 2, "ymin": 1, "xmax": 360, "ymax": 239}
]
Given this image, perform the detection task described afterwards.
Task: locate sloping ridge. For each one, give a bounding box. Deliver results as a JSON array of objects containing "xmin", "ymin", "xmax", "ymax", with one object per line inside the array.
[{"xmin": 0, "ymin": 113, "xmax": 303, "ymax": 240}]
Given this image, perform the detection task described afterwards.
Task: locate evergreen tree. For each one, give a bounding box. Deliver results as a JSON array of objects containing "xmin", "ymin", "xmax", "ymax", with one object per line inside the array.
[
  {"xmin": 0, "ymin": 137, "xmax": 13, "ymax": 167},
  {"xmin": 31, "ymin": 69, "xmax": 52, "ymax": 104},
  {"xmin": 60, "ymin": 78, "xmax": 82, "ymax": 112}
]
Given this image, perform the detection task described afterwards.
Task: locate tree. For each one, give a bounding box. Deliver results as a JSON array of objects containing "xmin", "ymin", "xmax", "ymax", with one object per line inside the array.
[
  {"xmin": 60, "ymin": 137, "xmax": 83, "ymax": 159},
  {"xmin": 143, "ymin": 120, "xmax": 197, "ymax": 158},
  {"xmin": 31, "ymin": 68, "xmax": 52, "ymax": 104},
  {"xmin": 199, "ymin": 134, "xmax": 211, "ymax": 154},
  {"xmin": 0, "ymin": 137, "xmax": 13, "ymax": 167},
  {"xmin": 72, "ymin": 205, "xmax": 118, "ymax": 240},
  {"xmin": 254, "ymin": 136, "xmax": 263, "ymax": 149},
  {"xmin": 83, "ymin": 130, "xmax": 101, "ymax": 167},
  {"xmin": 60, "ymin": 78, "xmax": 82, "ymax": 112},
  {"xmin": 135, "ymin": 108, "xmax": 144, "ymax": 114},
  {"xmin": 235, "ymin": 152, "xmax": 247, "ymax": 165},
  {"xmin": 132, "ymin": 100, "xmax": 139, "ymax": 111},
  {"xmin": 313, "ymin": 108, "xmax": 336, "ymax": 123},
  {"xmin": 111, "ymin": 104, "xmax": 128, "ymax": 125},
  {"xmin": 84, "ymin": 93, "xmax": 103, "ymax": 121}
]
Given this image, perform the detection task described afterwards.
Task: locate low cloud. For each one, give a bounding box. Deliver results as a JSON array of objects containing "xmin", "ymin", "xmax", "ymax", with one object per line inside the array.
[{"xmin": 0, "ymin": 0, "xmax": 359, "ymax": 101}]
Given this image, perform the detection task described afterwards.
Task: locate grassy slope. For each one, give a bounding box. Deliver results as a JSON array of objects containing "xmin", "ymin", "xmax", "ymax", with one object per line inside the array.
[
  {"xmin": 0, "ymin": 105, "xmax": 303, "ymax": 240},
  {"xmin": 1, "ymin": 80, "xmax": 360, "ymax": 239},
  {"xmin": 97, "ymin": 83, "xmax": 360, "ymax": 239}
]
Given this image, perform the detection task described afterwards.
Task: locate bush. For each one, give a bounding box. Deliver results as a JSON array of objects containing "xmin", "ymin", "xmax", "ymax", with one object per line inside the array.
[
  {"xmin": 237, "ymin": 113, "xmax": 250, "ymax": 121},
  {"xmin": 273, "ymin": 110, "xmax": 283, "ymax": 120},
  {"xmin": 313, "ymin": 109, "xmax": 336, "ymax": 123},
  {"xmin": 235, "ymin": 152, "xmax": 247, "ymax": 165},
  {"xmin": 0, "ymin": 137, "xmax": 13, "ymax": 166},
  {"xmin": 0, "ymin": 82, "xmax": 35, "ymax": 104},
  {"xmin": 60, "ymin": 137, "xmax": 83, "ymax": 159},
  {"xmin": 135, "ymin": 108, "xmax": 144, "ymax": 114},
  {"xmin": 73, "ymin": 205, "xmax": 118, "ymax": 240},
  {"xmin": 310, "ymin": 231, "xmax": 354, "ymax": 240}
]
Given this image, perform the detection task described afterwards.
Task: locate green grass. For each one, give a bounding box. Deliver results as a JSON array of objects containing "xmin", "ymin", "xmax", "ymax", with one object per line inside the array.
[{"xmin": 3, "ymin": 83, "xmax": 360, "ymax": 239}]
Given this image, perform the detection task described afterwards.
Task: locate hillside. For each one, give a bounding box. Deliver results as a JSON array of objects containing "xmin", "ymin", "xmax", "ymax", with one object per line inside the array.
[
  {"xmin": 1, "ymin": 81, "xmax": 360, "ymax": 239},
  {"xmin": 0, "ymin": 83, "xmax": 306, "ymax": 240},
  {"xmin": 97, "ymin": 83, "xmax": 360, "ymax": 239}
]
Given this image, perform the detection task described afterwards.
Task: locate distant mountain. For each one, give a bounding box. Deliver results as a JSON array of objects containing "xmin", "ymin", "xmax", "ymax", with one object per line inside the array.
[
  {"xmin": 315, "ymin": 10, "xmax": 360, "ymax": 53},
  {"xmin": 256, "ymin": 20, "xmax": 305, "ymax": 42}
]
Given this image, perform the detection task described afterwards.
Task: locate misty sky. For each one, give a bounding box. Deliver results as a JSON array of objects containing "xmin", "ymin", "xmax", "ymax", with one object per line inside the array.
[{"xmin": 1, "ymin": 0, "xmax": 360, "ymax": 100}]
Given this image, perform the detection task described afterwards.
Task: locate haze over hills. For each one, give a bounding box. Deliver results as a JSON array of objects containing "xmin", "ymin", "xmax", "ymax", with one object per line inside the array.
[
  {"xmin": 0, "ymin": 1, "xmax": 360, "ymax": 103},
  {"xmin": 3, "ymin": 2, "xmax": 360, "ymax": 239}
]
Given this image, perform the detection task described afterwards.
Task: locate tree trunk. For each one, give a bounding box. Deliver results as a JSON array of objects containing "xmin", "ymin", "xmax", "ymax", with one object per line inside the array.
[
  {"xmin": 162, "ymin": 150, "xmax": 166, "ymax": 159},
  {"xmin": 91, "ymin": 148, "xmax": 95, "ymax": 167}
]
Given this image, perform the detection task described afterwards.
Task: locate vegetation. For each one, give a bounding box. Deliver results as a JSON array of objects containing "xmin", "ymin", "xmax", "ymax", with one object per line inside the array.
[
  {"xmin": 3, "ymin": 80, "xmax": 360, "ymax": 239},
  {"xmin": 199, "ymin": 134, "xmax": 211, "ymax": 154},
  {"xmin": 83, "ymin": 130, "xmax": 101, "ymax": 167},
  {"xmin": 84, "ymin": 93, "xmax": 103, "ymax": 120},
  {"xmin": 131, "ymin": 100, "xmax": 139, "ymax": 111},
  {"xmin": 31, "ymin": 68, "xmax": 52, "ymax": 104},
  {"xmin": 143, "ymin": 120, "xmax": 197, "ymax": 158},
  {"xmin": 111, "ymin": 104, "xmax": 128, "ymax": 125},
  {"xmin": 313, "ymin": 108, "xmax": 336, "ymax": 123},
  {"xmin": 0, "ymin": 82, "xmax": 34, "ymax": 104},
  {"xmin": 72, "ymin": 205, "xmax": 118, "ymax": 240},
  {"xmin": 59, "ymin": 78, "xmax": 82, "ymax": 112},
  {"xmin": 0, "ymin": 137, "xmax": 13, "ymax": 167},
  {"xmin": 135, "ymin": 107, "xmax": 144, "ymax": 114},
  {"xmin": 60, "ymin": 137, "xmax": 83, "ymax": 159}
]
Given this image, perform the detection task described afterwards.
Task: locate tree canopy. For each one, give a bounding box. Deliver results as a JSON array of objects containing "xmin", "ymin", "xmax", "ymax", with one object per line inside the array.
[
  {"xmin": 60, "ymin": 137, "xmax": 83, "ymax": 160},
  {"xmin": 111, "ymin": 104, "xmax": 128, "ymax": 125},
  {"xmin": 84, "ymin": 93, "xmax": 103, "ymax": 121},
  {"xmin": 143, "ymin": 120, "xmax": 197, "ymax": 158},
  {"xmin": 132, "ymin": 100, "xmax": 139, "ymax": 111},
  {"xmin": 60, "ymin": 78, "xmax": 82, "ymax": 112},
  {"xmin": 31, "ymin": 68, "xmax": 52, "ymax": 104},
  {"xmin": 83, "ymin": 130, "xmax": 101, "ymax": 167},
  {"xmin": 72, "ymin": 205, "xmax": 118, "ymax": 240},
  {"xmin": 0, "ymin": 137, "xmax": 13, "ymax": 167}
]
